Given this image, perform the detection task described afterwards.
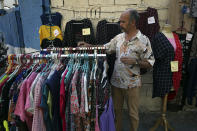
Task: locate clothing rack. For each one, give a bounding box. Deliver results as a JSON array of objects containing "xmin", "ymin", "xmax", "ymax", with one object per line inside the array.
[
  {"xmin": 40, "ymin": 46, "xmax": 107, "ymax": 51},
  {"xmin": 36, "ymin": 53, "xmax": 106, "ymax": 58},
  {"xmin": 7, "ymin": 47, "xmax": 107, "ymax": 62}
]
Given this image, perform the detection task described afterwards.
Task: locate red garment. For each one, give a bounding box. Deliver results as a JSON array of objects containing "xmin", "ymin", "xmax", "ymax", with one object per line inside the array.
[
  {"xmin": 168, "ymin": 33, "xmax": 183, "ymax": 100},
  {"xmin": 60, "ymin": 69, "xmax": 68, "ymax": 131}
]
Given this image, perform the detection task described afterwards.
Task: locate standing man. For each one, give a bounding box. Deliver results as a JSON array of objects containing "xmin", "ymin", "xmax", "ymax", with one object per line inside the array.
[{"xmin": 78, "ymin": 9, "xmax": 155, "ymax": 131}]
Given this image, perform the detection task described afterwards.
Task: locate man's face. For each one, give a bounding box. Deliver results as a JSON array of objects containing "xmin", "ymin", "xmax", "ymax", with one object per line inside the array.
[{"xmin": 119, "ymin": 13, "xmax": 132, "ymax": 33}]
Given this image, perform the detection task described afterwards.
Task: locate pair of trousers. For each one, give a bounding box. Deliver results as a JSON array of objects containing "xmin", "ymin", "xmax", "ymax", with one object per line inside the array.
[{"xmin": 112, "ymin": 85, "xmax": 139, "ymax": 131}]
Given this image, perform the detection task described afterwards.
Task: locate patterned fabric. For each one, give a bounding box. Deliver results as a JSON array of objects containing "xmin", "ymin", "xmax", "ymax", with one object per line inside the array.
[
  {"xmin": 80, "ymin": 72, "xmax": 85, "ymax": 114},
  {"xmin": 32, "ymin": 76, "xmax": 46, "ymax": 131},
  {"xmin": 70, "ymin": 70, "xmax": 80, "ymax": 114},
  {"xmin": 168, "ymin": 33, "xmax": 183, "ymax": 100},
  {"xmin": 14, "ymin": 72, "xmax": 37, "ymax": 130},
  {"xmin": 104, "ymin": 31, "xmax": 155, "ymax": 89},
  {"xmin": 60, "ymin": 69, "xmax": 68, "ymax": 131},
  {"xmin": 39, "ymin": 25, "xmax": 63, "ymax": 48},
  {"xmin": 65, "ymin": 72, "xmax": 74, "ymax": 131},
  {"xmin": 151, "ymin": 32, "xmax": 175, "ymax": 97},
  {"xmin": 27, "ymin": 73, "xmax": 41, "ymax": 114}
]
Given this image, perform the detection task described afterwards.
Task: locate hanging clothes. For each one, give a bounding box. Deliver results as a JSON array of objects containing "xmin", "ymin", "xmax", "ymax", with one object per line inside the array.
[
  {"xmin": 137, "ymin": 7, "xmax": 160, "ymax": 41},
  {"xmin": 0, "ymin": 52, "xmax": 113, "ymax": 131},
  {"xmin": 39, "ymin": 25, "xmax": 63, "ymax": 48},
  {"xmin": 99, "ymin": 97, "xmax": 115, "ymax": 131},
  {"xmin": 63, "ymin": 19, "xmax": 96, "ymax": 47},
  {"xmin": 151, "ymin": 32, "xmax": 175, "ymax": 98},
  {"xmin": 168, "ymin": 33, "xmax": 183, "ymax": 100},
  {"xmin": 40, "ymin": 12, "xmax": 62, "ymax": 29},
  {"xmin": 186, "ymin": 58, "xmax": 197, "ymax": 106},
  {"xmin": 96, "ymin": 20, "xmax": 121, "ymax": 81},
  {"xmin": 14, "ymin": 72, "xmax": 38, "ymax": 130}
]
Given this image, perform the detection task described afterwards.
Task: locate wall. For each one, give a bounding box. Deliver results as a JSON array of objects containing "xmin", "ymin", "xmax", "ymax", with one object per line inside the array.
[
  {"xmin": 51, "ymin": 0, "xmax": 194, "ymax": 32},
  {"xmin": 51, "ymin": 0, "xmax": 195, "ymax": 112}
]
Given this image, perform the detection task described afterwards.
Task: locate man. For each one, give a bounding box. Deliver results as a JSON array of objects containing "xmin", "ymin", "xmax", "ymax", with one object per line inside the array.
[{"xmin": 78, "ymin": 9, "xmax": 155, "ymax": 131}]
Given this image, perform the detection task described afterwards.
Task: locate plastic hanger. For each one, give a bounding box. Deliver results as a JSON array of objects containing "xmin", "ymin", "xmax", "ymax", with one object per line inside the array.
[
  {"xmin": 5, "ymin": 54, "xmax": 15, "ymax": 74},
  {"xmin": 8, "ymin": 54, "xmax": 21, "ymax": 79}
]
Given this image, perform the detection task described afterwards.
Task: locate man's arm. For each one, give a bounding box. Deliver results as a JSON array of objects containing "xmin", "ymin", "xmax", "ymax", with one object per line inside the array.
[
  {"xmin": 78, "ymin": 36, "xmax": 117, "ymax": 54},
  {"xmin": 77, "ymin": 41, "xmax": 103, "ymax": 47}
]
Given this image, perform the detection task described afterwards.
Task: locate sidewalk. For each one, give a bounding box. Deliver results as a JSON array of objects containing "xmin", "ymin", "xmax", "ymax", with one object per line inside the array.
[{"xmin": 122, "ymin": 110, "xmax": 197, "ymax": 131}]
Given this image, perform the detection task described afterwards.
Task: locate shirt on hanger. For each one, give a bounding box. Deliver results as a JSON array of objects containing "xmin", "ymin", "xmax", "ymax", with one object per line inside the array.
[{"xmin": 39, "ymin": 25, "xmax": 63, "ymax": 48}]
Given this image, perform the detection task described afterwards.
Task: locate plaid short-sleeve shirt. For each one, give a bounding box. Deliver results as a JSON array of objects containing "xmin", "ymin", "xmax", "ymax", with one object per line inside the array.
[{"xmin": 104, "ymin": 31, "xmax": 155, "ymax": 88}]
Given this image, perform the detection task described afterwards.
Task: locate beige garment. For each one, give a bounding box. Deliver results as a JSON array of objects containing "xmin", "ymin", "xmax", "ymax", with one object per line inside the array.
[{"xmin": 112, "ymin": 85, "xmax": 140, "ymax": 131}]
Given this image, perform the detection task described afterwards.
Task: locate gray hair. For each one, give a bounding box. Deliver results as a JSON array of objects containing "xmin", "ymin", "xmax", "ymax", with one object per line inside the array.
[{"xmin": 127, "ymin": 9, "xmax": 140, "ymax": 24}]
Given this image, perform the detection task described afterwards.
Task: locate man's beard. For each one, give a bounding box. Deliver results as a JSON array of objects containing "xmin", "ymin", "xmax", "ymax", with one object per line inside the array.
[{"xmin": 120, "ymin": 27, "xmax": 125, "ymax": 32}]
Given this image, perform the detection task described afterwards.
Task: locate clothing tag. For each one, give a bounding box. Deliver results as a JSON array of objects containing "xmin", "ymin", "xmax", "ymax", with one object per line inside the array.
[
  {"xmin": 171, "ymin": 61, "xmax": 178, "ymax": 72},
  {"xmin": 54, "ymin": 29, "xmax": 59, "ymax": 37},
  {"xmin": 186, "ymin": 33, "xmax": 193, "ymax": 41},
  {"xmin": 148, "ymin": 16, "xmax": 155, "ymax": 24},
  {"xmin": 82, "ymin": 28, "xmax": 90, "ymax": 35}
]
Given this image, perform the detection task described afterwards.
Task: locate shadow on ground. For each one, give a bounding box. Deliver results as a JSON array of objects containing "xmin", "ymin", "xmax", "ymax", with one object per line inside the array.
[{"xmin": 122, "ymin": 110, "xmax": 197, "ymax": 131}]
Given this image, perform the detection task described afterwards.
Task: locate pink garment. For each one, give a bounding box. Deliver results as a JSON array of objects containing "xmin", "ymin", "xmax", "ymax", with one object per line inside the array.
[
  {"xmin": 25, "ymin": 72, "xmax": 38, "ymax": 114},
  {"xmin": 60, "ymin": 69, "xmax": 68, "ymax": 131},
  {"xmin": 168, "ymin": 38, "xmax": 177, "ymax": 51},
  {"xmin": 32, "ymin": 76, "xmax": 46, "ymax": 131},
  {"xmin": 14, "ymin": 72, "xmax": 37, "ymax": 131},
  {"xmin": 80, "ymin": 73, "xmax": 85, "ymax": 116},
  {"xmin": 70, "ymin": 70, "xmax": 79, "ymax": 114}
]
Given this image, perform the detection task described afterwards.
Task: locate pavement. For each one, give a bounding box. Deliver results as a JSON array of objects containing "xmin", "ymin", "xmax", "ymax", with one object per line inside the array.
[{"xmin": 122, "ymin": 110, "xmax": 197, "ymax": 131}]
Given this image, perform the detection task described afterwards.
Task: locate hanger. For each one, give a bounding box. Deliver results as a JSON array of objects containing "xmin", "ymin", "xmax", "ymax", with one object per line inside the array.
[
  {"xmin": 175, "ymin": 10, "xmax": 188, "ymax": 34},
  {"xmin": 106, "ymin": 17, "xmax": 119, "ymax": 24},
  {"xmin": 71, "ymin": 11, "xmax": 84, "ymax": 24},
  {"xmin": 8, "ymin": 55, "xmax": 21, "ymax": 79},
  {"xmin": 137, "ymin": 0, "xmax": 148, "ymax": 9},
  {"xmin": 5, "ymin": 54, "xmax": 15, "ymax": 74},
  {"xmin": 175, "ymin": 26, "xmax": 188, "ymax": 34}
]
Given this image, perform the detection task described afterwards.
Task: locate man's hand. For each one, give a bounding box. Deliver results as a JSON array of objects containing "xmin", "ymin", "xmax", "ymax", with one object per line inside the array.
[
  {"xmin": 120, "ymin": 57, "xmax": 137, "ymax": 65},
  {"xmin": 77, "ymin": 41, "xmax": 92, "ymax": 47}
]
